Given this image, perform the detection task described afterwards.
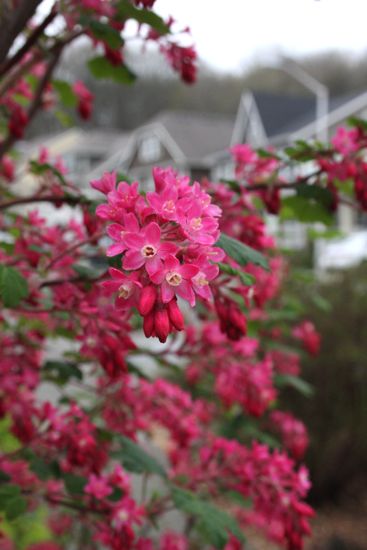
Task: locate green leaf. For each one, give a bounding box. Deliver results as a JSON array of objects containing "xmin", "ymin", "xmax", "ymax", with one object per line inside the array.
[
  {"xmin": 0, "ymin": 417, "xmax": 22, "ymax": 453},
  {"xmin": 217, "ymin": 233, "xmax": 269, "ymax": 270},
  {"xmin": 63, "ymin": 473, "xmax": 87, "ymax": 495},
  {"xmin": 296, "ymin": 183, "xmax": 334, "ymax": 209},
  {"xmin": 171, "ymin": 487, "xmax": 245, "ymax": 548},
  {"xmin": 275, "ymin": 374, "xmax": 314, "ymax": 397},
  {"xmin": 80, "ymin": 18, "xmax": 124, "ymax": 49},
  {"xmin": 29, "ymin": 454, "xmax": 53, "ymax": 481},
  {"xmin": 43, "ymin": 360, "xmax": 83, "ymax": 385},
  {"xmin": 0, "ymin": 484, "xmax": 21, "ymax": 507},
  {"xmin": 257, "ymin": 148, "xmax": 281, "ymax": 160},
  {"xmin": 108, "ymin": 487, "xmax": 123, "ymax": 502},
  {"xmin": 5, "ymin": 496, "xmax": 27, "ymax": 520},
  {"xmin": 52, "ymin": 80, "xmax": 77, "ymax": 108},
  {"xmin": 117, "ymin": 0, "xmax": 170, "ymax": 35},
  {"xmin": 284, "ymin": 140, "xmax": 321, "ymax": 162},
  {"xmin": 226, "ymin": 491, "xmax": 252, "ymax": 508},
  {"xmin": 220, "ymin": 178, "xmax": 241, "ymax": 193},
  {"xmin": 311, "ymin": 293, "xmax": 331, "ymax": 312},
  {"xmin": 88, "ymin": 56, "xmax": 136, "ymax": 84},
  {"xmin": 280, "ymin": 196, "xmax": 333, "ymax": 225},
  {"xmin": 0, "ymin": 265, "xmax": 29, "ymax": 308},
  {"xmin": 347, "ymin": 116, "xmax": 367, "ymax": 132},
  {"xmin": 54, "ymin": 110, "xmax": 74, "ymax": 127},
  {"xmin": 113, "ymin": 435, "xmax": 166, "ymax": 477},
  {"xmin": 218, "ymin": 262, "xmax": 256, "ymax": 286},
  {"xmin": 72, "ymin": 263, "xmax": 103, "ymax": 280},
  {"xmin": 29, "ymin": 160, "xmax": 69, "ymax": 186},
  {"xmin": 0, "ymin": 470, "xmax": 11, "ymax": 482}
]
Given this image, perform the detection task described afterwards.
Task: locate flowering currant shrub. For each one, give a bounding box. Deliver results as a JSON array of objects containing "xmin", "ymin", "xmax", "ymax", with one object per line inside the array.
[{"xmin": 0, "ymin": 2, "xmax": 366, "ymax": 550}]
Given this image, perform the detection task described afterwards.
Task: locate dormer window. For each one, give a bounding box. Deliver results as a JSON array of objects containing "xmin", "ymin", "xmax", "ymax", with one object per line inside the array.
[{"xmin": 138, "ymin": 135, "xmax": 161, "ymax": 163}]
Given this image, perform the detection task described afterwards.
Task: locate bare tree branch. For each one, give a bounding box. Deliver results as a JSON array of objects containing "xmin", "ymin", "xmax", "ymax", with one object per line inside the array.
[
  {"xmin": 0, "ymin": 7, "xmax": 57, "ymax": 77},
  {"xmin": 0, "ymin": 0, "xmax": 43, "ymax": 66}
]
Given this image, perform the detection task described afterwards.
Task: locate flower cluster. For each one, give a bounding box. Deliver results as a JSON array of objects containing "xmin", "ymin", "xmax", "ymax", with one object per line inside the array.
[
  {"xmin": 95, "ymin": 168, "xmax": 223, "ymax": 342},
  {"xmin": 270, "ymin": 411, "xmax": 309, "ymax": 460},
  {"xmin": 292, "ymin": 321, "xmax": 321, "ymax": 356}
]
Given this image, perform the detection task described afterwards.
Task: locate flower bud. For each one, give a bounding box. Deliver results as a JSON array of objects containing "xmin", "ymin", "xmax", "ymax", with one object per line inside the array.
[
  {"xmin": 228, "ymin": 303, "xmax": 247, "ymax": 340},
  {"xmin": 167, "ymin": 298, "xmax": 184, "ymax": 331},
  {"xmin": 138, "ymin": 285, "xmax": 157, "ymax": 316},
  {"xmin": 143, "ymin": 311, "xmax": 155, "ymax": 338},
  {"xmin": 154, "ymin": 307, "xmax": 170, "ymax": 343}
]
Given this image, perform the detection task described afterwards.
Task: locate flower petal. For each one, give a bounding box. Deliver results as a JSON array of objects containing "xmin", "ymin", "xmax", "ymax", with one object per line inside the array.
[
  {"xmin": 106, "ymin": 242, "xmax": 126, "ymax": 257},
  {"xmin": 144, "ymin": 222, "xmax": 161, "ymax": 244},
  {"xmin": 176, "ymin": 280, "xmax": 195, "ymax": 306},
  {"xmin": 124, "ymin": 233, "xmax": 145, "ymax": 249},
  {"xmin": 180, "ymin": 264, "xmax": 199, "ymax": 279},
  {"xmin": 123, "ymin": 250, "xmax": 145, "ymax": 270},
  {"xmin": 161, "ymin": 281, "xmax": 175, "ymax": 303},
  {"xmin": 159, "ymin": 242, "xmax": 179, "ymax": 258},
  {"xmin": 146, "ymin": 255, "xmax": 163, "ymax": 278}
]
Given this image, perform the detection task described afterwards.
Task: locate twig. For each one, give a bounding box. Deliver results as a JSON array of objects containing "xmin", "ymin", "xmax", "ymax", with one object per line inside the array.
[
  {"xmin": 0, "ymin": 195, "xmax": 84, "ymax": 211},
  {"xmin": 45, "ymin": 232, "xmax": 103, "ymax": 270},
  {"xmin": 0, "ymin": 8, "xmax": 57, "ymax": 77}
]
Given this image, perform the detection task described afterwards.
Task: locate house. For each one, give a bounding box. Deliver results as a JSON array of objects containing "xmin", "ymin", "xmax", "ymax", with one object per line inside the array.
[
  {"xmin": 15, "ymin": 127, "xmax": 129, "ymax": 196},
  {"xmin": 16, "ymin": 87, "xmax": 367, "ymax": 266},
  {"xmin": 86, "ymin": 110, "xmax": 235, "ymax": 190}
]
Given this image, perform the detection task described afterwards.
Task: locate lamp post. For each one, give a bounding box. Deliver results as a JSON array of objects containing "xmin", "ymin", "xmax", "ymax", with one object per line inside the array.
[{"xmin": 279, "ymin": 57, "xmax": 329, "ymax": 142}]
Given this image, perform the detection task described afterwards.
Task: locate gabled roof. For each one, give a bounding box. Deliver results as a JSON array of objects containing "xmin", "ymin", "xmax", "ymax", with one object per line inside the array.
[
  {"xmin": 251, "ymin": 92, "xmax": 316, "ymax": 137},
  {"xmin": 19, "ymin": 128, "xmax": 130, "ymax": 159},
  {"xmin": 146, "ymin": 110, "xmax": 235, "ymax": 162},
  {"xmin": 251, "ymin": 90, "xmax": 367, "ymax": 143}
]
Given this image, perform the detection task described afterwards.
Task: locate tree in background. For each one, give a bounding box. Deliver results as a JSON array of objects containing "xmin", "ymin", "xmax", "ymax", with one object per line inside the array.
[{"xmin": 0, "ymin": 2, "xmax": 367, "ymax": 550}]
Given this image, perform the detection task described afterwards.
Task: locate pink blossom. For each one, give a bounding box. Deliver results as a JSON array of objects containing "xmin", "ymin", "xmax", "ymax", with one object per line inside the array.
[
  {"xmin": 331, "ymin": 126, "xmax": 359, "ymax": 155},
  {"xmin": 85, "ymin": 473, "xmax": 112, "ymax": 499},
  {"xmin": 150, "ymin": 255, "xmax": 199, "ymax": 306},
  {"xmin": 122, "ymin": 222, "xmax": 178, "ymax": 276},
  {"xmin": 101, "ymin": 268, "xmax": 141, "ymax": 309}
]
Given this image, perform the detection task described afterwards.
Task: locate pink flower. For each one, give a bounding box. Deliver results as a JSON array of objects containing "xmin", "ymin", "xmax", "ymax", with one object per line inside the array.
[
  {"xmin": 0, "ymin": 155, "xmax": 15, "ymax": 182},
  {"xmin": 106, "ymin": 213, "xmax": 140, "ymax": 257},
  {"xmin": 331, "ymin": 126, "xmax": 359, "ymax": 155},
  {"xmin": 292, "ymin": 321, "xmax": 321, "ymax": 356},
  {"xmin": 147, "ymin": 185, "xmax": 179, "ymax": 221},
  {"xmin": 73, "ymin": 80, "xmax": 94, "ymax": 120},
  {"xmin": 150, "ymin": 255, "xmax": 199, "ymax": 306},
  {"xmin": 101, "ymin": 268, "xmax": 141, "ymax": 309},
  {"xmin": 230, "ymin": 143, "xmax": 257, "ymax": 165},
  {"xmin": 122, "ymin": 222, "xmax": 178, "ymax": 276},
  {"xmin": 180, "ymin": 202, "xmax": 220, "ymax": 245},
  {"xmin": 91, "ymin": 172, "xmax": 116, "ymax": 195},
  {"xmin": 190, "ymin": 255, "xmax": 219, "ymax": 301},
  {"xmin": 85, "ymin": 473, "xmax": 112, "ymax": 499}
]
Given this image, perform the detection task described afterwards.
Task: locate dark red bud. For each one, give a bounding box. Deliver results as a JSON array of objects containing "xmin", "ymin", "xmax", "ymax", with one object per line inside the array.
[
  {"xmin": 154, "ymin": 307, "xmax": 170, "ymax": 343},
  {"xmin": 143, "ymin": 311, "xmax": 155, "ymax": 338},
  {"xmin": 138, "ymin": 285, "xmax": 157, "ymax": 316},
  {"xmin": 167, "ymin": 299, "xmax": 184, "ymax": 331}
]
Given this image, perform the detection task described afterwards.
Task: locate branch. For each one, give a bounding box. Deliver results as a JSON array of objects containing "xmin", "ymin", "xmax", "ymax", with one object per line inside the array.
[
  {"xmin": 0, "ymin": 0, "xmax": 43, "ymax": 66},
  {"xmin": 45, "ymin": 232, "xmax": 103, "ymax": 270},
  {"xmin": 0, "ymin": 195, "xmax": 84, "ymax": 211},
  {"xmin": 242, "ymin": 168, "xmax": 323, "ymax": 193},
  {"xmin": 0, "ymin": 48, "xmax": 62, "ymax": 159},
  {"xmin": 0, "ymin": 7, "xmax": 57, "ymax": 77}
]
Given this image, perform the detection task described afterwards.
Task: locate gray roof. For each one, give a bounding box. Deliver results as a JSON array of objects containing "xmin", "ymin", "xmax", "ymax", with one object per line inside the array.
[
  {"xmin": 148, "ymin": 110, "xmax": 235, "ymax": 162},
  {"xmin": 19, "ymin": 128, "xmax": 130, "ymax": 158},
  {"xmin": 70, "ymin": 129, "xmax": 130, "ymax": 155},
  {"xmin": 253, "ymin": 90, "xmax": 365, "ymax": 139},
  {"xmin": 252, "ymin": 92, "xmax": 316, "ymax": 137}
]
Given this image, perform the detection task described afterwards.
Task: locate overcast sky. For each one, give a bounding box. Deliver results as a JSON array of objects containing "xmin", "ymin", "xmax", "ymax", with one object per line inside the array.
[{"xmin": 154, "ymin": 0, "xmax": 367, "ymax": 72}]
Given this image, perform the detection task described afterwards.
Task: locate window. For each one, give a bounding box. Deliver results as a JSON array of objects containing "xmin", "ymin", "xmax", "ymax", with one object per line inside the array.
[{"xmin": 138, "ymin": 136, "xmax": 161, "ymax": 163}]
